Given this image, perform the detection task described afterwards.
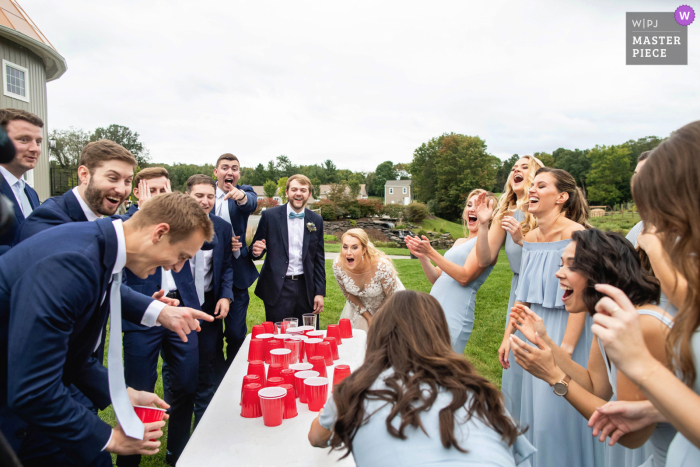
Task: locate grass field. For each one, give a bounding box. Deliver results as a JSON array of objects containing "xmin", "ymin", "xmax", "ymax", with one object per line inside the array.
[{"xmin": 101, "ymin": 214, "xmax": 639, "ymax": 465}]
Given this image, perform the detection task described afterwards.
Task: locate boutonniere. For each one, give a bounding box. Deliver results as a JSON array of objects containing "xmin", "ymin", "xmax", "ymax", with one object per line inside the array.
[{"xmin": 307, "ymin": 222, "xmax": 317, "ymax": 233}]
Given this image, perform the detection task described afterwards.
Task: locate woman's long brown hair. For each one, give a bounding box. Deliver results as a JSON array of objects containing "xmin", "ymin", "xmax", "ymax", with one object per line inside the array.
[
  {"xmin": 329, "ymin": 291, "xmax": 520, "ymax": 458},
  {"xmin": 633, "ymin": 120, "xmax": 700, "ymax": 385}
]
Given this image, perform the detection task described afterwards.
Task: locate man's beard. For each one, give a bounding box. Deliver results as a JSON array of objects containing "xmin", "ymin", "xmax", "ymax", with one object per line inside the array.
[
  {"xmin": 290, "ymin": 196, "xmax": 308, "ymax": 210},
  {"xmin": 84, "ymin": 179, "xmax": 123, "ymax": 216}
]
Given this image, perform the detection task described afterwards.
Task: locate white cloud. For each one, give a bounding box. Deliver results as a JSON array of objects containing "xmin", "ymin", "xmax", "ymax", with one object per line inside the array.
[{"xmin": 22, "ymin": 0, "xmax": 700, "ymax": 171}]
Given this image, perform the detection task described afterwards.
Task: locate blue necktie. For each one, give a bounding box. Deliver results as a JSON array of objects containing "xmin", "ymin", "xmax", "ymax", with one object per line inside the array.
[{"xmin": 289, "ymin": 211, "xmax": 305, "ymax": 219}]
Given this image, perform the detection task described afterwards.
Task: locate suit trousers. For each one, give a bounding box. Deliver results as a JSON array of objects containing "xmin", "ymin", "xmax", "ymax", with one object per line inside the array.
[
  {"xmin": 264, "ymin": 275, "xmax": 315, "ymax": 326},
  {"xmin": 193, "ymin": 290, "xmax": 225, "ymax": 427},
  {"xmin": 223, "ymin": 285, "xmax": 250, "ymax": 369},
  {"xmin": 118, "ymin": 324, "xmax": 199, "ymax": 466}
]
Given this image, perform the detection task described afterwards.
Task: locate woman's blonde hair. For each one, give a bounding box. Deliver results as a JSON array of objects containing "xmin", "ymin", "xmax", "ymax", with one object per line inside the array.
[
  {"xmin": 463, "ymin": 189, "xmax": 497, "ymax": 237},
  {"xmin": 493, "ymin": 155, "xmax": 544, "ymax": 235},
  {"xmin": 342, "ymin": 228, "xmax": 394, "ymax": 270}
]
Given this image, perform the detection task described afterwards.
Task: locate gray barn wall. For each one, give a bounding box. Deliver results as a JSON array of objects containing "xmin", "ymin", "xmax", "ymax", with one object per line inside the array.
[{"xmin": 0, "ymin": 34, "xmax": 49, "ymax": 200}]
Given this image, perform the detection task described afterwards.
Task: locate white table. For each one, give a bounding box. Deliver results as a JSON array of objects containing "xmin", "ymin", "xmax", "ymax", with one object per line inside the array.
[{"xmin": 178, "ymin": 330, "xmax": 367, "ymax": 467}]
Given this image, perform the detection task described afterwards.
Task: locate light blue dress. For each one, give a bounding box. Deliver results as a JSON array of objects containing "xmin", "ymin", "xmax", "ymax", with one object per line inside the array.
[
  {"xmin": 515, "ymin": 240, "xmax": 605, "ymax": 467},
  {"xmin": 430, "ymin": 237, "xmax": 494, "ymax": 354},
  {"xmin": 502, "ymin": 210, "xmax": 526, "ymax": 416},
  {"xmin": 600, "ymin": 310, "xmax": 677, "ymax": 467},
  {"xmin": 319, "ymin": 368, "xmax": 536, "ymax": 466},
  {"xmin": 626, "ymin": 221, "xmax": 678, "ymax": 317}
]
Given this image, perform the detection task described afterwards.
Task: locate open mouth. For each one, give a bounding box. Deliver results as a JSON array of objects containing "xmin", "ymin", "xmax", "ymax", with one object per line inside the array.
[
  {"xmin": 513, "ymin": 174, "xmax": 524, "ymax": 184},
  {"xmin": 561, "ymin": 284, "xmax": 573, "ymax": 301},
  {"xmin": 528, "ymin": 197, "xmax": 539, "ymax": 207},
  {"xmin": 346, "ymin": 257, "xmax": 355, "ymax": 265},
  {"xmin": 468, "ymin": 215, "xmax": 477, "ymax": 223},
  {"xmin": 105, "ymin": 196, "xmax": 121, "ymax": 207},
  {"xmin": 224, "ymin": 178, "xmax": 234, "ymax": 186}
]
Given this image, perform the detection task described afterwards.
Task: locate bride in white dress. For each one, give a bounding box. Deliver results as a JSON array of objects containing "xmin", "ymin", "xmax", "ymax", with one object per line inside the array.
[{"xmin": 333, "ymin": 228, "xmax": 404, "ymax": 331}]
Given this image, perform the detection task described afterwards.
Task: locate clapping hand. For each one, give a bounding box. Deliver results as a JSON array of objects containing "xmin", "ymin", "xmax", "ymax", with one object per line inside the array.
[
  {"xmin": 510, "ymin": 332, "xmax": 562, "ymax": 385},
  {"xmin": 501, "ymin": 216, "xmax": 524, "ymax": 246},
  {"xmin": 589, "ymin": 400, "xmax": 661, "ymax": 446},
  {"xmin": 474, "ymin": 192, "xmax": 495, "ymax": 227},
  {"xmin": 510, "ymin": 304, "xmax": 548, "ymax": 344},
  {"xmin": 404, "ymin": 235, "xmax": 433, "ymax": 258}
]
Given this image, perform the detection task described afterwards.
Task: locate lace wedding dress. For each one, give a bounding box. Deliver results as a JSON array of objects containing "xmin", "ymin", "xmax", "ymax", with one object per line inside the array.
[{"xmin": 333, "ymin": 256, "xmax": 405, "ymax": 332}]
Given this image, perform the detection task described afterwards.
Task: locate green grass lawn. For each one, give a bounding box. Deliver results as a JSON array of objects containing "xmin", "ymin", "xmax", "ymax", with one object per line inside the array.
[{"xmin": 101, "ymin": 215, "xmax": 638, "ymax": 465}]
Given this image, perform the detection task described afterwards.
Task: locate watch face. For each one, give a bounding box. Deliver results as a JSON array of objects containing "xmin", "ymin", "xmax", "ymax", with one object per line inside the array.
[{"xmin": 553, "ymin": 382, "xmax": 568, "ymax": 396}]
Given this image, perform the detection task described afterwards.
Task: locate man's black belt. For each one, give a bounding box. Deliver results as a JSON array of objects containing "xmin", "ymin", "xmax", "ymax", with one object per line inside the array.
[{"xmin": 286, "ymin": 274, "xmax": 304, "ymax": 281}]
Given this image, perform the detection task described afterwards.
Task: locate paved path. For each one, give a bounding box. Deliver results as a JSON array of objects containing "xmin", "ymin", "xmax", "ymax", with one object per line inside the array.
[{"xmin": 254, "ymin": 252, "xmax": 412, "ymax": 265}]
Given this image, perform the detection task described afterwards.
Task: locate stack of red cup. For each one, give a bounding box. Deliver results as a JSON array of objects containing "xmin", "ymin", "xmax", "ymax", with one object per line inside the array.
[
  {"xmin": 248, "ymin": 338, "xmax": 264, "ymax": 362},
  {"xmin": 332, "ymin": 365, "xmax": 351, "ymax": 387},
  {"xmin": 247, "ymin": 361, "xmax": 266, "ymax": 387},
  {"xmin": 307, "ymin": 330, "xmax": 325, "ymax": 339},
  {"xmin": 267, "ymin": 338, "xmax": 284, "ymax": 363},
  {"xmin": 241, "ymin": 383, "xmax": 263, "ymax": 418},
  {"xmin": 338, "ymin": 319, "xmax": 353, "ymax": 339},
  {"xmin": 279, "ymin": 384, "xmax": 297, "ymax": 419},
  {"xmin": 309, "ymin": 356, "xmax": 327, "ymax": 377},
  {"xmin": 270, "ymin": 348, "xmax": 292, "ymax": 369},
  {"xmin": 267, "ymin": 363, "xmax": 282, "ymax": 379},
  {"xmin": 317, "ymin": 341, "xmax": 333, "ymax": 366},
  {"xmin": 323, "ymin": 337, "xmax": 339, "ymax": 360},
  {"xmin": 280, "ymin": 369, "xmax": 296, "ymax": 391},
  {"xmin": 294, "ymin": 370, "xmax": 319, "ymax": 403},
  {"xmin": 258, "ymin": 387, "xmax": 285, "ymax": 426},
  {"xmin": 305, "ymin": 338, "xmax": 322, "ymax": 361},
  {"xmin": 240, "ymin": 374, "xmax": 262, "ymax": 404},
  {"xmin": 267, "ymin": 376, "xmax": 284, "ymax": 387},
  {"xmin": 251, "ymin": 324, "xmax": 266, "ymax": 339},
  {"xmin": 262, "ymin": 321, "xmax": 275, "ymax": 334},
  {"xmin": 304, "ymin": 377, "xmax": 329, "ymax": 412},
  {"xmin": 326, "ymin": 324, "xmax": 343, "ymax": 345},
  {"xmin": 257, "ymin": 334, "xmax": 274, "ymax": 364}
]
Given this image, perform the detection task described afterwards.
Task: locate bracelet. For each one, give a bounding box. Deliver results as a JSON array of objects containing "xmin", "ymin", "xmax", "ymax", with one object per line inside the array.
[{"xmin": 636, "ymin": 362, "xmax": 663, "ymax": 389}]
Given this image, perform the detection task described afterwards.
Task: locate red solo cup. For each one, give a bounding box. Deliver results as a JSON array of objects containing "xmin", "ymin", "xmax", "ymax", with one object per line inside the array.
[
  {"xmin": 317, "ymin": 341, "xmax": 333, "ymax": 366},
  {"xmin": 296, "ymin": 335, "xmax": 309, "ymax": 361},
  {"xmin": 134, "ymin": 405, "xmax": 167, "ymax": 440},
  {"xmin": 304, "ymin": 377, "xmax": 329, "ymax": 412},
  {"xmin": 248, "ymin": 338, "xmax": 264, "ymax": 362},
  {"xmin": 294, "ymin": 370, "xmax": 319, "ymax": 403},
  {"xmin": 257, "ymin": 334, "xmax": 274, "ymax": 364},
  {"xmin": 247, "ymin": 360, "xmax": 266, "ymax": 387},
  {"xmin": 298, "ymin": 325, "xmax": 315, "ymax": 335},
  {"xmin": 326, "ymin": 324, "xmax": 343, "ymax": 345},
  {"xmin": 270, "ymin": 348, "xmax": 292, "ymax": 369},
  {"xmin": 338, "ymin": 319, "xmax": 353, "ymax": 339},
  {"xmin": 284, "ymin": 338, "xmax": 302, "ymax": 364},
  {"xmin": 305, "ymin": 338, "xmax": 322, "ymax": 361},
  {"xmin": 240, "ymin": 374, "xmax": 261, "ymax": 404},
  {"xmin": 280, "ymin": 368, "xmax": 296, "ymax": 393},
  {"xmin": 267, "ymin": 338, "xmax": 284, "ymax": 363},
  {"xmin": 286, "ymin": 327, "xmax": 304, "ymax": 336},
  {"xmin": 307, "ymin": 330, "xmax": 325, "ymax": 339},
  {"xmin": 267, "ymin": 376, "xmax": 284, "ymax": 387},
  {"xmin": 258, "ymin": 387, "xmax": 285, "ymax": 427},
  {"xmin": 309, "ymin": 356, "xmax": 327, "ymax": 377},
  {"xmin": 251, "ymin": 324, "xmax": 266, "ymax": 339},
  {"xmin": 323, "ymin": 337, "xmax": 339, "ymax": 360},
  {"xmin": 267, "ymin": 363, "xmax": 283, "ymax": 379},
  {"xmin": 289, "ymin": 362, "xmax": 313, "ymax": 372},
  {"xmin": 241, "ymin": 383, "xmax": 263, "ymax": 418},
  {"xmin": 333, "ymin": 364, "xmax": 351, "ymax": 387},
  {"xmin": 262, "ymin": 321, "xmax": 275, "ymax": 334},
  {"xmin": 279, "ymin": 384, "xmax": 297, "ymax": 419}
]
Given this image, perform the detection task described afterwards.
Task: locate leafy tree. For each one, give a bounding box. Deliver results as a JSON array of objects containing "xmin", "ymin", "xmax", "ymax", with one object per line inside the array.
[
  {"xmin": 275, "ymin": 155, "xmax": 298, "ymax": 177},
  {"xmin": 277, "ymin": 177, "xmax": 288, "ymax": 203},
  {"xmin": 90, "ymin": 124, "xmax": 150, "ymax": 167},
  {"xmin": 370, "ymin": 161, "xmax": 398, "ymax": 196},
  {"xmin": 553, "ymin": 148, "xmax": 590, "ymax": 196},
  {"xmin": 322, "ymin": 159, "xmax": 339, "ymax": 184},
  {"xmin": 310, "ymin": 177, "xmax": 321, "ymax": 200},
  {"xmin": 263, "ymin": 180, "xmax": 278, "ymax": 199},
  {"xmin": 586, "ymin": 145, "xmax": 632, "ymax": 206},
  {"xmin": 337, "ymin": 169, "xmax": 353, "ymax": 182},
  {"xmin": 533, "ymin": 151, "xmax": 554, "ymax": 168},
  {"xmin": 409, "ymin": 139, "xmax": 439, "ymax": 203},
  {"xmin": 159, "ymin": 163, "xmax": 215, "ymax": 192},
  {"xmin": 49, "ymin": 127, "xmax": 90, "ymax": 168},
  {"xmin": 394, "ymin": 162, "xmax": 411, "ymax": 180},
  {"xmin": 493, "ymin": 154, "xmax": 519, "ymax": 193},
  {"xmin": 348, "ymin": 179, "xmax": 361, "ymax": 199}
]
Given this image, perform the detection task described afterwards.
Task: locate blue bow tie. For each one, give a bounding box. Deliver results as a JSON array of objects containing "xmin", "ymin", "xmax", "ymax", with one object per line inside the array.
[{"xmin": 289, "ymin": 211, "xmax": 305, "ymax": 219}]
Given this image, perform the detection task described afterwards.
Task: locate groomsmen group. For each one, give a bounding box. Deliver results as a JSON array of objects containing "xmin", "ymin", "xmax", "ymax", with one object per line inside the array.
[{"xmin": 0, "ymin": 107, "xmax": 328, "ymax": 466}]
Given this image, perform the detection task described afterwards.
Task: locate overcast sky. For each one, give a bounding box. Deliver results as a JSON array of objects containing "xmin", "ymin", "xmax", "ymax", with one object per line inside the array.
[{"xmin": 23, "ymin": 0, "xmax": 700, "ymax": 171}]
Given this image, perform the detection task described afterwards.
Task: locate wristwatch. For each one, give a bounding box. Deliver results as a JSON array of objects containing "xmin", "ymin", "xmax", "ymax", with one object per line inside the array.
[{"xmin": 552, "ymin": 374, "xmax": 571, "ymax": 396}]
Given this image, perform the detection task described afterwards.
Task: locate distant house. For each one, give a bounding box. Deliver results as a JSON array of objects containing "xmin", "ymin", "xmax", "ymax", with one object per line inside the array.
[
  {"xmin": 385, "ymin": 179, "xmax": 412, "ymax": 205},
  {"xmin": 0, "ymin": 0, "xmax": 67, "ymax": 200}
]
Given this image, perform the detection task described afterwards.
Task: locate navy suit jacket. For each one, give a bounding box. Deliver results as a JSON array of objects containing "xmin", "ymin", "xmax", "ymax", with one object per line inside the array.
[
  {"xmin": 0, "ymin": 219, "xmax": 149, "ymax": 465},
  {"xmin": 14, "ymin": 189, "xmax": 156, "ymax": 323},
  {"xmin": 252, "ymin": 204, "xmax": 325, "ymax": 307},
  {"xmin": 221, "ymin": 184, "xmax": 259, "ymax": 289},
  {"xmin": 0, "ymin": 174, "xmax": 40, "ymax": 255},
  {"xmin": 209, "ymin": 212, "xmax": 235, "ymax": 303}
]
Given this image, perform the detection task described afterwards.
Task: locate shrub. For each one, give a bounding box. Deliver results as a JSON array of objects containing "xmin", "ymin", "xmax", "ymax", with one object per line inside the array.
[
  {"xmin": 254, "ymin": 197, "xmax": 279, "ymax": 215},
  {"xmin": 346, "ymin": 204, "xmax": 361, "ymax": 219},
  {"xmin": 358, "ymin": 198, "xmax": 382, "ymax": 217},
  {"xmin": 415, "ymin": 229, "xmax": 428, "ymax": 238},
  {"xmin": 349, "ymin": 220, "xmax": 357, "ymax": 227},
  {"xmin": 382, "ymin": 204, "xmax": 406, "ymax": 218},
  {"xmin": 395, "ymin": 223, "xmax": 407, "ymax": 229},
  {"xmin": 324, "ymin": 234, "xmax": 339, "ymax": 243},
  {"xmin": 404, "ymin": 202, "xmax": 429, "ymax": 223},
  {"xmin": 316, "ymin": 199, "xmax": 337, "ymax": 221}
]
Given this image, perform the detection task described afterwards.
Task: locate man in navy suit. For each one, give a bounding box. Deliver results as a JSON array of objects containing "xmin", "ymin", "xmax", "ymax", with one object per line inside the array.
[
  {"xmin": 251, "ymin": 174, "xmax": 325, "ymax": 324},
  {"xmin": 0, "ymin": 109, "xmax": 43, "ymax": 255},
  {"xmin": 0, "ymin": 192, "xmax": 215, "ymax": 466},
  {"xmin": 212, "ymin": 153, "xmax": 258, "ymax": 366},
  {"xmin": 186, "ymin": 174, "xmax": 234, "ymax": 425},
  {"xmin": 117, "ymin": 166, "xmax": 199, "ymax": 467}
]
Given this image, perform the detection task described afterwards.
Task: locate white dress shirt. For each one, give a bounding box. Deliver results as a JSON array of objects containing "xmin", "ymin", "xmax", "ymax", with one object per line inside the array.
[
  {"xmin": 0, "ymin": 165, "xmax": 33, "ymax": 217},
  {"xmin": 215, "ymin": 187, "xmax": 227, "ymax": 218},
  {"xmin": 286, "ymin": 203, "xmax": 305, "ymax": 276},
  {"xmin": 190, "ymin": 249, "xmax": 214, "ymax": 292}
]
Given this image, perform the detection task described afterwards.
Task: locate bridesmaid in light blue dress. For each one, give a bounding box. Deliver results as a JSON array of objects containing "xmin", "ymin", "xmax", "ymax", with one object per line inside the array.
[
  {"xmin": 474, "ymin": 155, "xmax": 544, "ymax": 415},
  {"xmin": 407, "ymin": 189, "xmax": 497, "ymax": 354}
]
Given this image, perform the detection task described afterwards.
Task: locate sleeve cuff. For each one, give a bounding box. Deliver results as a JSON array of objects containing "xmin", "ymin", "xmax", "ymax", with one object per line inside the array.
[
  {"xmin": 101, "ymin": 429, "xmax": 113, "ymax": 451},
  {"xmin": 142, "ymin": 300, "xmax": 166, "ymax": 327}
]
